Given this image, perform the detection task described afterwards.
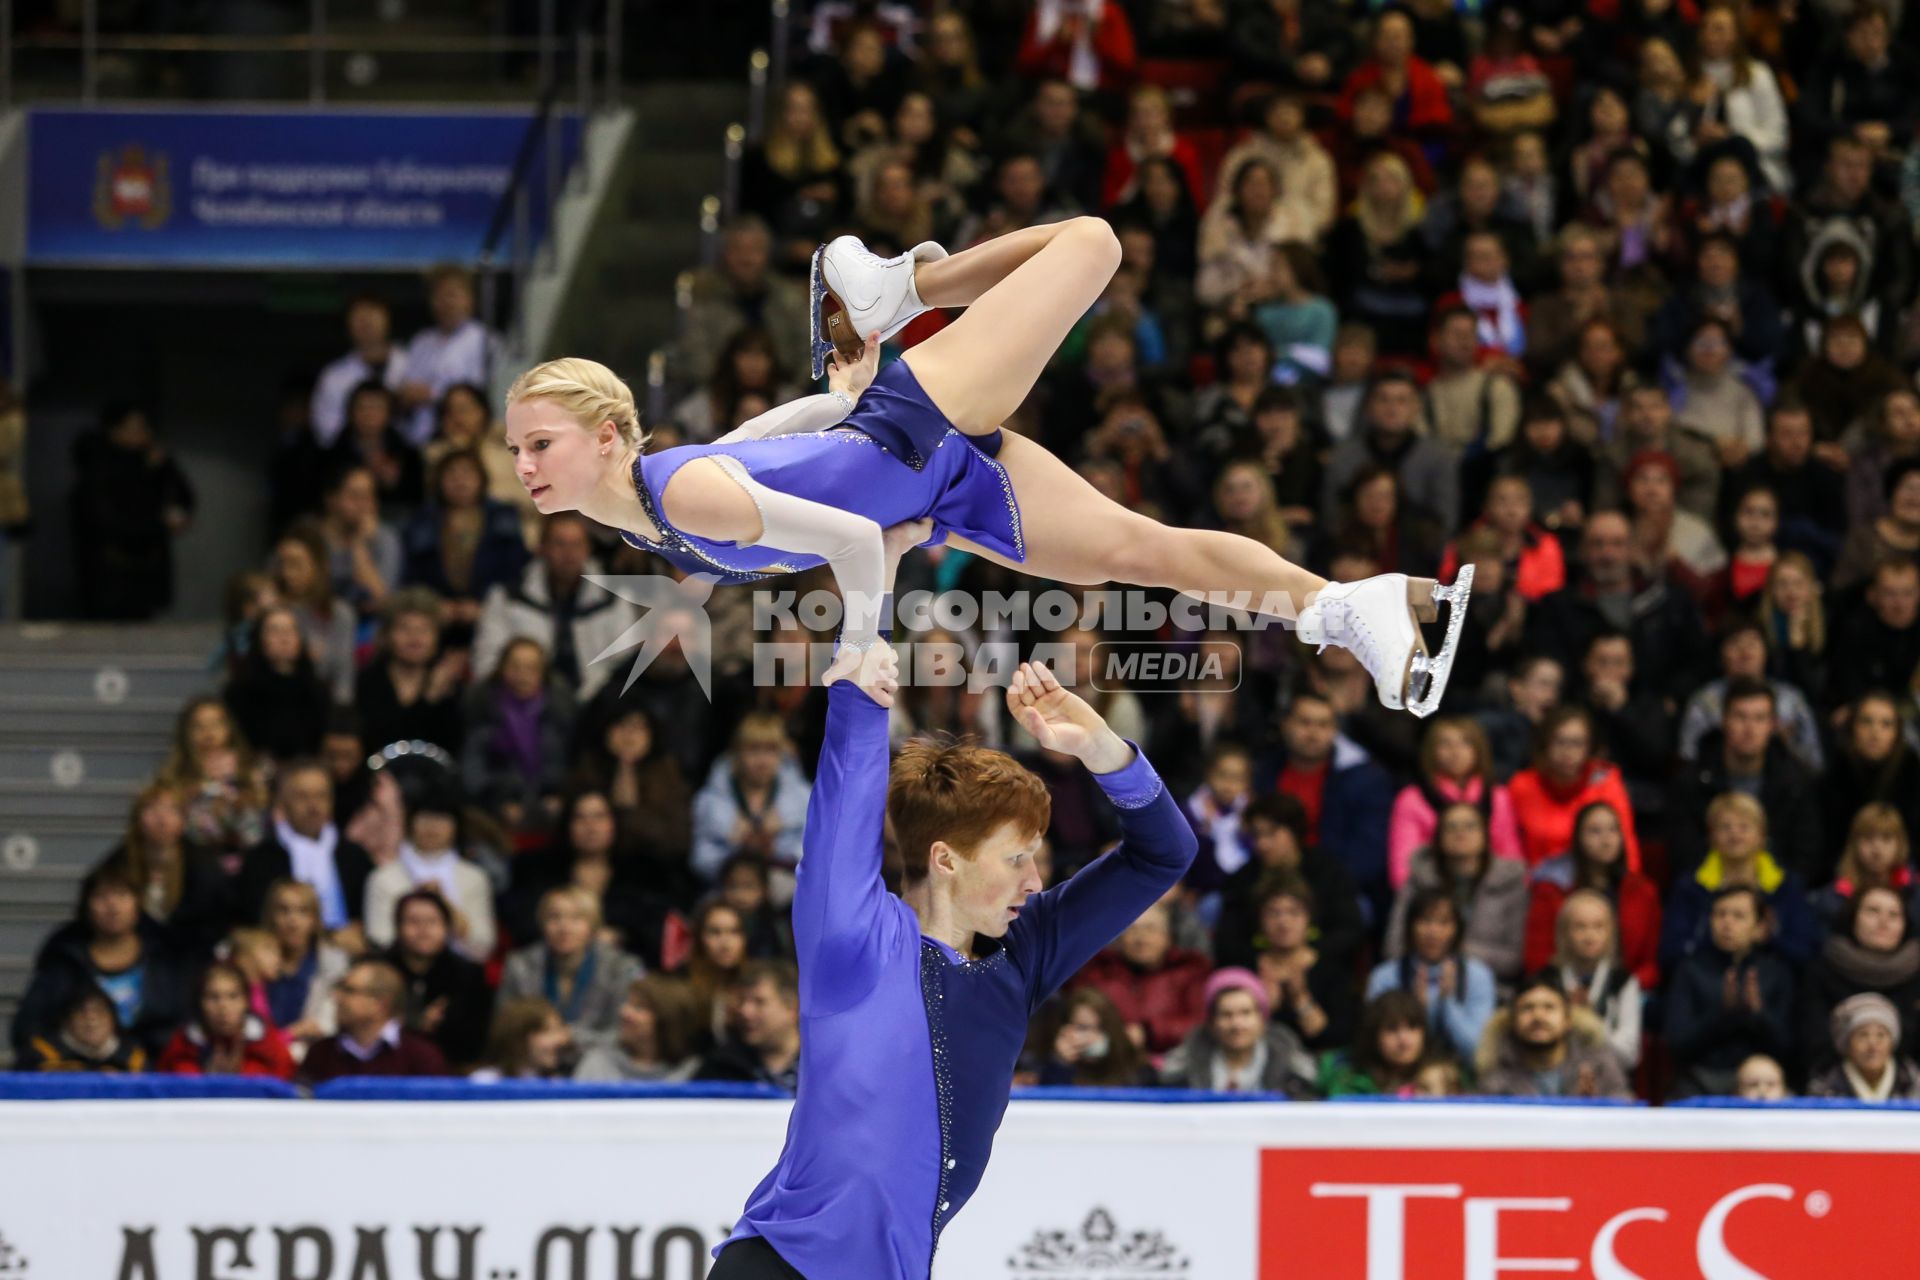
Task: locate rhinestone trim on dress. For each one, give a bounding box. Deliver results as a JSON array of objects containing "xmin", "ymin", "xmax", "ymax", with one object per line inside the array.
[
  {"xmin": 919, "ymin": 939, "xmax": 958, "ymax": 1264},
  {"xmin": 624, "ymin": 454, "xmax": 804, "ymax": 583}
]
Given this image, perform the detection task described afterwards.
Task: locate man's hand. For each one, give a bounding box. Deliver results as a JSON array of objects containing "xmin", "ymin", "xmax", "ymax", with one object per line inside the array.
[{"xmin": 1006, "ymin": 660, "xmax": 1133, "ymax": 773}]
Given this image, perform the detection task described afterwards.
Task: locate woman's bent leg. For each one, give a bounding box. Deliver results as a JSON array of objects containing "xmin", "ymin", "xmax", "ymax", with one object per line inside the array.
[{"xmin": 900, "ymin": 217, "xmax": 1122, "ymax": 436}]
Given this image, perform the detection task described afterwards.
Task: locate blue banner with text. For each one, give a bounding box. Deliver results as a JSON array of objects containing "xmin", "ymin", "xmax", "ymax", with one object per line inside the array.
[{"xmin": 27, "ymin": 107, "xmax": 580, "ymax": 268}]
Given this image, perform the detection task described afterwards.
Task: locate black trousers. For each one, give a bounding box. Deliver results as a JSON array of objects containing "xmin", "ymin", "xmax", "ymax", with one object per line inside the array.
[{"xmin": 708, "ymin": 1236, "xmax": 807, "ymax": 1279}]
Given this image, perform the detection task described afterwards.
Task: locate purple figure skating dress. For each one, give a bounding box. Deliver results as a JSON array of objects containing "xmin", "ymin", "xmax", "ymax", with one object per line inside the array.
[{"xmin": 619, "ymin": 360, "xmax": 1024, "ymax": 583}]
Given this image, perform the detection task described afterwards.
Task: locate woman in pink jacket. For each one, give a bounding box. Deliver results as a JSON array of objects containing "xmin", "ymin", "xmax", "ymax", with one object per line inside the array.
[{"xmin": 1388, "ymin": 716, "xmax": 1525, "ymax": 888}]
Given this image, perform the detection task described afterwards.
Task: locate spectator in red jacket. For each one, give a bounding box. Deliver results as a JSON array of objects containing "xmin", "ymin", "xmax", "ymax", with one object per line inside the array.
[
  {"xmin": 1015, "ymin": 0, "xmax": 1136, "ymax": 98},
  {"xmin": 1506, "ymin": 705, "xmax": 1642, "ymax": 870},
  {"xmin": 1523, "ymin": 800, "xmax": 1662, "ymax": 988},
  {"xmin": 1440, "ymin": 474, "xmax": 1568, "ymax": 603},
  {"xmin": 1101, "ymin": 85, "xmax": 1206, "ymax": 212},
  {"xmin": 158, "ymin": 961, "xmax": 296, "ymax": 1080},
  {"xmin": 1072, "ymin": 902, "xmax": 1211, "ymax": 1055},
  {"xmin": 299, "ymin": 957, "xmax": 449, "ymax": 1084},
  {"xmin": 1337, "ymin": 9, "xmax": 1454, "ymax": 142}
]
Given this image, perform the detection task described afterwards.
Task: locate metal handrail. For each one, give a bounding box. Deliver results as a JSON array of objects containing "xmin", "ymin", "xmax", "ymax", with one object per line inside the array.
[
  {"xmin": 723, "ymin": 123, "xmax": 745, "ymax": 221},
  {"xmin": 747, "ymin": 48, "xmax": 768, "ymax": 142}
]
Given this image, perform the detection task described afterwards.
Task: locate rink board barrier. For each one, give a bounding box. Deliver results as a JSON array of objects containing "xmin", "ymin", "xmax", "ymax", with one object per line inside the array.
[{"xmin": 1, "ymin": 1086, "xmax": 1918, "ymax": 1278}]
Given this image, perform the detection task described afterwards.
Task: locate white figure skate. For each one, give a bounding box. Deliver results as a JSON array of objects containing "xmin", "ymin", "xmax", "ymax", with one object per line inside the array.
[
  {"xmin": 1295, "ymin": 568, "xmax": 1475, "ymax": 718},
  {"xmin": 809, "ymin": 235, "xmax": 950, "ymax": 380}
]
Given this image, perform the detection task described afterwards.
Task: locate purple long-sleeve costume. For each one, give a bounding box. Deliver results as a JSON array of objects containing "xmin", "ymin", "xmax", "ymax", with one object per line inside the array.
[{"xmin": 715, "ymin": 679, "xmax": 1198, "ymax": 1278}]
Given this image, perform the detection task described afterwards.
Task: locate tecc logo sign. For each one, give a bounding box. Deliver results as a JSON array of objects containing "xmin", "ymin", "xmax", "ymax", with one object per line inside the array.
[{"xmin": 1260, "ymin": 1148, "xmax": 1920, "ymax": 1279}]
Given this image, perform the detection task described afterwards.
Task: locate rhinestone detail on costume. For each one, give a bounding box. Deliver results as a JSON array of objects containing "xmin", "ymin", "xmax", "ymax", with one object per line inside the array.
[
  {"xmin": 624, "ymin": 454, "xmax": 804, "ymax": 584},
  {"xmin": 919, "ymin": 939, "xmax": 958, "ymax": 1260}
]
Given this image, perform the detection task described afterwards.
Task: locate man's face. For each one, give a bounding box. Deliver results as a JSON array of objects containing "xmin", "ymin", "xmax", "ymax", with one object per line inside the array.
[
  {"xmin": 334, "ymin": 969, "xmax": 392, "ymax": 1033},
  {"xmin": 1721, "ymin": 632, "xmax": 1766, "ymax": 679},
  {"xmin": 1585, "ymin": 637, "xmax": 1632, "ymax": 689},
  {"xmin": 542, "ymin": 520, "xmax": 592, "ymax": 581},
  {"xmin": 1118, "ymin": 907, "xmax": 1173, "ymax": 969},
  {"xmin": 279, "ymin": 768, "xmax": 333, "ymax": 839},
  {"xmin": 1710, "ymin": 894, "xmax": 1761, "ymax": 954},
  {"xmin": 1872, "ymin": 567, "xmax": 1920, "ymax": 629},
  {"xmin": 1436, "ymin": 315, "xmax": 1479, "ymax": 367},
  {"xmin": 723, "ymin": 228, "xmax": 770, "ymax": 287},
  {"xmin": 1283, "ymin": 699, "xmax": 1336, "ymax": 763},
  {"xmin": 1723, "ymin": 694, "xmax": 1776, "ymax": 759},
  {"xmin": 1247, "ymin": 817, "xmax": 1301, "ymax": 870},
  {"xmin": 1210, "ymin": 990, "xmax": 1264, "ymax": 1053},
  {"xmin": 87, "ymin": 885, "xmax": 138, "ymax": 938},
  {"xmin": 1582, "ymin": 516, "xmax": 1634, "ymax": 585},
  {"xmin": 1698, "ymin": 243, "xmax": 1738, "ymax": 288},
  {"xmin": 347, "ymin": 300, "xmax": 389, "ymax": 348},
  {"xmin": 398, "ymin": 900, "xmax": 448, "ymax": 958},
  {"xmin": 1000, "ymin": 158, "xmax": 1044, "ymax": 214},
  {"xmin": 1624, "ymin": 390, "xmax": 1670, "ymax": 439},
  {"xmin": 736, "ymin": 977, "xmax": 797, "ymax": 1051},
  {"xmin": 1463, "ymin": 235, "xmax": 1507, "ymax": 284},
  {"xmin": 1368, "ymin": 381, "xmax": 1419, "ymax": 434},
  {"xmin": 1768, "ymin": 410, "xmax": 1813, "ymax": 465},
  {"xmin": 430, "ymin": 276, "xmax": 474, "ymax": 330},
  {"xmin": 944, "ymin": 819, "xmax": 1046, "ymax": 939},
  {"xmin": 1829, "ymin": 143, "xmax": 1873, "ymax": 202},
  {"xmin": 1035, "ymin": 82, "xmax": 1076, "ymax": 135},
  {"xmin": 1512, "ymin": 988, "xmax": 1569, "ymax": 1048}
]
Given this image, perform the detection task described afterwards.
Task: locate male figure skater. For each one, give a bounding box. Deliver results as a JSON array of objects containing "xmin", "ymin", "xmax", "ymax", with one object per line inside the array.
[{"xmin": 709, "ymin": 523, "xmax": 1199, "ymax": 1278}]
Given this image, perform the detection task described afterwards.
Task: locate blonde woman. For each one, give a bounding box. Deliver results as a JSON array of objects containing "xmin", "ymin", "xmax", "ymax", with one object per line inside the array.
[
  {"xmin": 1755, "ymin": 551, "xmax": 1825, "ymax": 698},
  {"xmin": 691, "ymin": 712, "xmax": 813, "ymax": 890},
  {"xmin": 1211, "ymin": 459, "xmax": 1296, "ymax": 567},
  {"xmin": 1325, "ymin": 152, "xmax": 1429, "ymax": 356},
  {"xmin": 110, "ymin": 781, "xmax": 228, "ymax": 957},
  {"xmin": 499, "ymin": 885, "xmax": 643, "ymax": 1049},
  {"xmin": 1551, "ymin": 888, "xmax": 1642, "ymax": 1070},
  {"xmin": 504, "ymin": 219, "xmax": 1472, "ymax": 718},
  {"xmin": 160, "ymin": 697, "xmax": 270, "ymax": 869}
]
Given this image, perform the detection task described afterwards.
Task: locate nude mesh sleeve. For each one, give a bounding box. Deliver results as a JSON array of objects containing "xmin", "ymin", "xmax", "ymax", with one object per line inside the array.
[
  {"xmin": 711, "ymin": 392, "xmax": 853, "ymax": 444},
  {"xmin": 706, "ymin": 455, "xmax": 888, "ymax": 646}
]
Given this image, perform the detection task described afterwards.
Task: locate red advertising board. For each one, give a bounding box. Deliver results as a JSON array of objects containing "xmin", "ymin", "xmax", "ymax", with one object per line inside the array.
[{"xmin": 1261, "ymin": 1148, "xmax": 1920, "ymax": 1279}]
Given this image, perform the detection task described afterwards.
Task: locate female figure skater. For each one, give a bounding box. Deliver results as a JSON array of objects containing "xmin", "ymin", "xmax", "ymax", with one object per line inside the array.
[{"xmin": 503, "ymin": 220, "xmax": 1470, "ymax": 714}]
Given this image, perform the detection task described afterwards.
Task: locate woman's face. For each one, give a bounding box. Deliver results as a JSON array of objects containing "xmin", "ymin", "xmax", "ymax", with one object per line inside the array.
[
  {"xmin": 1378, "ymin": 1019, "xmax": 1426, "ymax": 1068},
  {"xmin": 701, "ymin": 908, "xmax": 748, "ymax": 968},
  {"xmin": 1855, "ymin": 829, "xmax": 1904, "ymax": 878},
  {"xmin": 260, "ymin": 609, "xmax": 304, "ymax": 667},
  {"xmin": 1591, "ymin": 89, "xmax": 1628, "ymax": 136},
  {"xmin": 1545, "ymin": 718, "xmax": 1593, "ymax": 780},
  {"xmin": 1431, "ymin": 726, "xmax": 1476, "ymax": 781},
  {"xmin": 1640, "ymin": 39, "xmax": 1681, "ymax": 84},
  {"xmin": 87, "ymin": 884, "xmax": 138, "ymax": 938},
  {"xmin": 1355, "ymin": 475, "xmax": 1397, "ymax": 528},
  {"xmin": 895, "ymin": 93, "xmax": 934, "ymax": 144},
  {"xmin": 188, "ymin": 703, "xmax": 232, "ymax": 757},
  {"xmin": 527, "ymin": 1014, "xmax": 571, "ymax": 1072},
  {"xmin": 1437, "ymin": 807, "xmax": 1487, "ymax": 865},
  {"xmin": 1578, "ymin": 807, "xmax": 1625, "ymax": 866},
  {"xmin": 441, "ymin": 388, "xmax": 489, "ymax": 444},
  {"xmin": 500, "ymin": 643, "xmax": 546, "ymax": 698},
  {"xmin": 1891, "ymin": 474, "xmax": 1920, "ymax": 527},
  {"xmin": 1688, "ymin": 327, "xmax": 1731, "ymax": 376},
  {"xmin": 438, "ymin": 459, "xmax": 484, "ymax": 509},
  {"xmin": 275, "ymin": 540, "xmax": 317, "ymax": 597},
  {"xmin": 201, "ymin": 972, "xmax": 249, "ymax": 1039},
  {"xmin": 781, "ymin": 84, "xmax": 821, "ymax": 136},
  {"xmin": 1262, "ymin": 894, "xmax": 1311, "ymax": 950},
  {"xmin": 349, "ymin": 390, "xmax": 391, "ymax": 435},
  {"xmin": 410, "ymin": 811, "xmax": 457, "ymax": 854},
  {"xmin": 735, "ymin": 739, "xmax": 782, "ymax": 787},
  {"xmin": 606, "ymin": 712, "xmax": 652, "ymax": 761},
  {"xmin": 874, "ymin": 164, "xmax": 916, "ymax": 216},
  {"xmin": 1855, "ymin": 889, "xmax": 1908, "ymax": 952},
  {"xmin": 1607, "ymin": 158, "xmax": 1650, "ymax": 209},
  {"xmin": 1130, "ymin": 91, "xmax": 1170, "ymax": 135},
  {"xmin": 1375, "ymin": 13, "xmax": 1413, "ymax": 63},
  {"xmin": 542, "ymin": 900, "xmax": 593, "ymax": 958},
  {"xmin": 1237, "ymin": 164, "xmax": 1277, "ymax": 216},
  {"xmin": 1699, "ymin": 9, "xmax": 1737, "ymax": 59},
  {"xmin": 845, "ymin": 28, "xmax": 885, "ymax": 79},
  {"xmin": 1711, "ymin": 809, "xmax": 1763, "ymax": 859},
  {"xmin": 138, "ymin": 794, "xmax": 185, "ymax": 848},
  {"xmin": 618, "ymin": 994, "xmax": 659, "ymax": 1050},
  {"xmin": 1735, "ymin": 490, "xmax": 1779, "ymax": 547},
  {"xmin": 1628, "ymin": 463, "xmax": 1676, "ymax": 514},
  {"xmin": 1852, "ymin": 698, "xmax": 1901, "ymax": 762},
  {"xmin": 1564, "ymin": 898, "xmax": 1614, "ymax": 962},
  {"xmin": 569, "ymin": 794, "xmax": 616, "ymax": 856},
  {"xmin": 1140, "ymin": 161, "xmax": 1180, "ymax": 213},
  {"xmin": 1771, "ymin": 562, "xmax": 1812, "ymax": 614},
  {"xmin": 1707, "ymin": 157, "xmax": 1748, "ymax": 205},
  {"xmin": 1364, "ymin": 160, "xmax": 1409, "ymax": 210},
  {"xmin": 723, "ymin": 864, "xmax": 767, "ymax": 916},
  {"xmin": 388, "ymin": 611, "xmax": 439, "ymax": 666},
  {"xmin": 1885, "ymin": 393, "xmax": 1920, "ymax": 446},
  {"xmin": 269, "ymin": 889, "xmax": 318, "ymax": 949},
  {"xmin": 1825, "ymin": 326, "xmax": 1868, "ymax": 369},
  {"xmin": 1227, "ymin": 335, "xmax": 1269, "ymax": 382},
  {"xmin": 1849, "ymin": 1021, "xmax": 1896, "ymax": 1076},
  {"xmin": 1210, "ymin": 990, "xmax": 1265, "ymax": 1053},
  {"xmin": 1216, "ymin": 466, "xmax": 1266, "ymax": 521},
  {"xmin": 1411, "ymin": 904, "xmax": 1458, "ymax": 962},
  {"xmin": 1579, "ymin": 326, "xmax": 1623, "ymax": 377},
  {"xmin": 731, "ymin": 344, "xmax": 775, "ymax": 390},
  {"xmin": 398, "ymin": 900, "xmax": 448, "ymax": 957},
  {"xmin": 502, "ymin": 396, "xmax": 610, "ymax": 516}
]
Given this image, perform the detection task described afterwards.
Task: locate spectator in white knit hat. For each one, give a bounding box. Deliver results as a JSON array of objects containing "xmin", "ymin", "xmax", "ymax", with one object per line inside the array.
[{"xmin": 1807, "ymin": 993, "xmax": 1920, "ymax": 1103}]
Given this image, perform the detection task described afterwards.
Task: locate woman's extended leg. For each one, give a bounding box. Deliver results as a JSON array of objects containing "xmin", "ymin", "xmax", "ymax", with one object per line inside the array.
[
  {"xmin": 944, "ymin": 432, "xmax": 1329, "ymax": 621},
  {"xmin": 898, "ymin": 217, "xmax": 1122, "ymax": 436}
]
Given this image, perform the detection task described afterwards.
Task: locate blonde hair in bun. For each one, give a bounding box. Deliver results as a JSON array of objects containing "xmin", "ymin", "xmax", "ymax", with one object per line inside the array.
[{"xmin": 505, "ymin": 357, "xmax": 646, "ymax": 448}]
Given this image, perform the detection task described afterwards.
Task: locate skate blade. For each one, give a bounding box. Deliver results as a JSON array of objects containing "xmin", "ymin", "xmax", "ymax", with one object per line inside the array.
[
  {"xmin": 807, "ymin": 243, "xmax": 868, "ymax": 382},
  {"xmin": 807, "ymin": 243, "xmax": 832, "ymax": 381},
  {"xmin": 1402, "ymin": 564, "xmax": 1474, "ymax": 718}
]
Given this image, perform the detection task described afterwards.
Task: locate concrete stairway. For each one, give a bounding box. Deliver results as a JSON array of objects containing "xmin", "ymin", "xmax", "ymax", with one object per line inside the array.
[
  {"xmin": 544, "ymin": 78, "xmax": 745, "ymax": 389},
  {"xmin": 0, "ymin": 623, "xmax": 219, "ymax": 1058}
]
